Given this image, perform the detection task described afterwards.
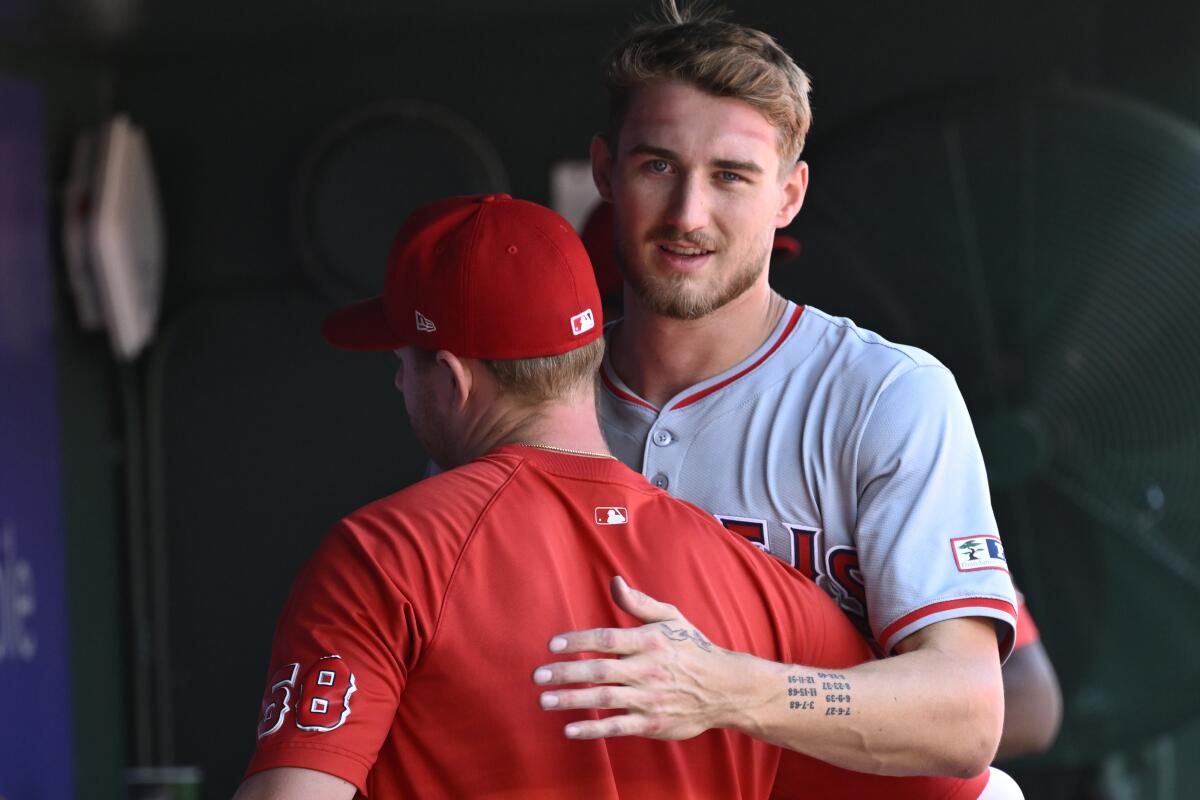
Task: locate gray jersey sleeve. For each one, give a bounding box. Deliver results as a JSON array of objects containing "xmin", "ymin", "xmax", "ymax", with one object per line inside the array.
[{"xmin": 854, "ymin": 364, "xmax": 1017, "ymax": 657}]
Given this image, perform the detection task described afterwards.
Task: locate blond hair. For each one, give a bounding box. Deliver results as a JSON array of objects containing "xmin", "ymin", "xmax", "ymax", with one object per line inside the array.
[
  {"xmin": 412, "ymin": 337, "xmax": 605, "ymax": 406},
  {"xmin": 604, "ymin": 0, "xmax": 813, "ymax": 162},
  {"xmin": 483, "ymin": 337, "xmax": 605, "ymax": 406}
]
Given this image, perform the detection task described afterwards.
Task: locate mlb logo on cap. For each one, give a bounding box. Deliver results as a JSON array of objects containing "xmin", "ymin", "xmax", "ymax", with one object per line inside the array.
[{"xmin": 571, "ymin": 309, "xmax": 595, "ymax": 336}]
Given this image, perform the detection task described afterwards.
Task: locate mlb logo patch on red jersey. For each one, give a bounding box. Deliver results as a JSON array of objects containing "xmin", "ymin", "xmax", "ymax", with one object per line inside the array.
[
  {"xmin": 594, "ymin": 506, "xmax": 628, "ymax": 525},
  {"xmin": 950, "ymin": 535, "xmax": 1008, "ymax": 573}
]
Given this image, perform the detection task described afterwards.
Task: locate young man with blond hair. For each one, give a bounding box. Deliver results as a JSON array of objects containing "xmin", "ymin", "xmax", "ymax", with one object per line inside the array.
[{"xmin": 534, "ymin": 0, "xmax": 1056, "ymax": 782}]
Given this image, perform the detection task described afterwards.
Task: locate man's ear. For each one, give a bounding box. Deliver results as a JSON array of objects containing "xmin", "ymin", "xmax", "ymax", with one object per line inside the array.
[
  {"xmin": 591, "ymin": 134, "xmax": 615, "ymax": 202},
  {"xmin": 775, "ymin": 160, "xmax": 809, "ymax": 229},
  {"xmin": 435, "ymin": 351, "xmax": 474, "ymax": 412}
]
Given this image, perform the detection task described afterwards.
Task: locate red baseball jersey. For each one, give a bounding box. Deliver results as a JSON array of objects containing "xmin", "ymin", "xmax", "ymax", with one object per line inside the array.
[{"xmin": 246, "ymin": 445, "xmax": 987, "ymax": 799}]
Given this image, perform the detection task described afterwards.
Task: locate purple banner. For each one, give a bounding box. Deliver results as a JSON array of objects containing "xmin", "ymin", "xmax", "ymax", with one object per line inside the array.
[{"xmin": 0, "ymin": 76, "xmax": 75, "ymax": 799}]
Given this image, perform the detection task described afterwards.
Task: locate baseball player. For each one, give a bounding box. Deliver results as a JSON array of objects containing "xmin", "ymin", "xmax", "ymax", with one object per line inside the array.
[
  {"xmin": 233, "ymin": 194, "xmax": 1019, "ymax": 799},
  {"xmin": 533, "ymin": 0, "xmax": 1035, "ymax": 779},
  {"xmin": 577, "ymin": 90, "xmax": 1061, "ymax": 772}
]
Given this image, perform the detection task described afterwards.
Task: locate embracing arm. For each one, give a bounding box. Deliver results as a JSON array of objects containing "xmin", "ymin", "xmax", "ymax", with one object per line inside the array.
[
  {"xmin": 747, "ymin": 615, "xmax": 1004, "ymax": 777},
  {"xmin": 534, "ymin": 577, "xmax": 1003, "ymax": 778}
]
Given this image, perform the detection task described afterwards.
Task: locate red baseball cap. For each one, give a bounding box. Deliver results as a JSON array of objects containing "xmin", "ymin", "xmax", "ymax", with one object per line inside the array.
[
  {"xmin": 580, "ymin": 201, "xmax": 623, "ymax": 299},
  {"xmin": 322, "ymin": 194, "xmax": 603, "ymax": 358}
]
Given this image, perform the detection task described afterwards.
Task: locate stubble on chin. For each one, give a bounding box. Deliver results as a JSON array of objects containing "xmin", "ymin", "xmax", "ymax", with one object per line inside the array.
[{"xmin": 616, "ymin": 239, "xmax": 770, "ymax": 321}]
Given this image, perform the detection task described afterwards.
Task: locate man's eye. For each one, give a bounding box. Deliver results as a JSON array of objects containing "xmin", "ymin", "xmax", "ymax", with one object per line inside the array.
[
  {"xmin": 648, "ymin": 159, "xmax": 670, "ymax": 173},
  {"xmin": 718, "ymin": 171, "xmax": 743, "ymax": 183}
]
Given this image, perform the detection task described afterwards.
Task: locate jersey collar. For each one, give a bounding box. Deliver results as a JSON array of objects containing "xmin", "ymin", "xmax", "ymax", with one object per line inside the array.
[{"xmin": 601, "ymin": 303, "xmax": 806, "ymax": 413}]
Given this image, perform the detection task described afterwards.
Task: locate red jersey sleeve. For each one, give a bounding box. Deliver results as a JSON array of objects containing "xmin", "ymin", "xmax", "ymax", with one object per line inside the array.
[{"xmin": 244, "ymin": 518, "xmax": 433, "ymax": 794}]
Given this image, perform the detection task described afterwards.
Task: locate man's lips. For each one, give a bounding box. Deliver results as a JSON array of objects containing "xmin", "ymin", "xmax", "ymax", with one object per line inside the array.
[
  {"xmin": 657, "ymin": 242, "xmax": 712, "ymax": 256},
  {"xmin": 653, "ymin": 241, "xmax": 715, "ymax": 272}
]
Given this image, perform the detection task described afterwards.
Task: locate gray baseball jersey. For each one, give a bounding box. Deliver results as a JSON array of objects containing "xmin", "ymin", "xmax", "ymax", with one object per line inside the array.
[{"xmin": 598, "ymin": 302, "xmax": 1017, "ymax": 657}]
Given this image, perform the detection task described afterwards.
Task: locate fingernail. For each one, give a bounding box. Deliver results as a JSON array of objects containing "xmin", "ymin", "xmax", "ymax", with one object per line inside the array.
[
  {"xmin": 565, "ymin": 724, "xmax": 580, "ymax": 737},
  {"xmin": 540, "ymin": 693, "xmax": 559, "ymax": 709},
  {"xmin": 549, "ymin": 637, "xmax": 567, "ymax": 652},
  {"xmin": 533, "ymin": 668, "xmax": 552, "ymax": 684}
]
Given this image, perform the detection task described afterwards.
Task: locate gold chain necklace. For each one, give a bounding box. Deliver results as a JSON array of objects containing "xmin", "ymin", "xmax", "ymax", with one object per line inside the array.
[{"xmin": 517, "ymin": 442, "xmax": 617, "ymax": 460}]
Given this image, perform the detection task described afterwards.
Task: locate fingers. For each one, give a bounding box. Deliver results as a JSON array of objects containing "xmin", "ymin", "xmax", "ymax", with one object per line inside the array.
[
  {"xmin": 538, "ymin": 684, "xmax": 641, "ymax": 712},
  {"xmin": 533, "ymin": 656, "xmax": 630, "ymax": 688},
  {"xmin": 545, "ymin": 623, "xmax": 644, "ymax": 656},
  {"xmin": 562, "ymin": 713, "xmax": 658, "ymax": 740},
  {"xmin": 610, "ymin": 575, "xmax": 682, "ymax": 624}
]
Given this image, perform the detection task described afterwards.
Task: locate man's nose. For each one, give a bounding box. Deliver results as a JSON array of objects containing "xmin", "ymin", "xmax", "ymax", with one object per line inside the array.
[{"xmin": 663, "ymin": 173, "xmax": 710, "ymax": 234}]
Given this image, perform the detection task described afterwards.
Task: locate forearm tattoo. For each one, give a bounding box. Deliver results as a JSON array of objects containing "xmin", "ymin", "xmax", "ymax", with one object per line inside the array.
[
  {"xmin": 659, "ymin": 623, "xmax": 714, "ymax": 651},
  {"xmin": 819, "ymin": 671, "xmax": 852, "ymax": 716},
  {"xmin": 787, "ymin": 671, "xmax": 852, "ymax": 715},
  {"xmin": 786, "ymin": 673, "xmax": 817, "ymax": 710}
]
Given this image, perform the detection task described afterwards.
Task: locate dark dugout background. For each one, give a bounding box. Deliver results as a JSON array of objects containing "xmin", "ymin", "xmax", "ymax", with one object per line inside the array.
[{"xmin": 1, "ymin": 0, "xmax": 1198, "ymax": 797}]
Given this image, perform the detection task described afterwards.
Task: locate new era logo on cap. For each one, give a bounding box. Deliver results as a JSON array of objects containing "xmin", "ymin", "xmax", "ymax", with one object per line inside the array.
[
  {"xmin": 415, "ymin": 310, "xmax": 437, "ymax": 332},
  {"xmin": 950, "ymin": 535, "xmax": 1009, "ymax": 573},
  {"xmin": 571, "ymin": 308, "xmax": 595, "ymax": 336}
]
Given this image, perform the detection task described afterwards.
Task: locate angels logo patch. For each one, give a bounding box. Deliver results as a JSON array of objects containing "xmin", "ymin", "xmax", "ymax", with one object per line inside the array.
[{"xmin": 950, "ymin": 535, "xmax": 1009, "ymax": 573}]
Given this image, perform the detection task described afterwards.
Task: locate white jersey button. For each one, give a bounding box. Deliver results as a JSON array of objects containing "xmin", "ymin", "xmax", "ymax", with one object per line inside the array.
[
  {"xmin": 651, "ymin": 473, "xmax": 669, "ymax": 489},
  {"xmin": 652, "ymin": 430, "xmax": 673, "ymax": 446}
]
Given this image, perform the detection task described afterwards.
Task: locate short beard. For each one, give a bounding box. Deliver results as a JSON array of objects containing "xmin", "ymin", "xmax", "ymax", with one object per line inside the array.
[{"xmin": 616, "ymin": 233, "xmax": 770, "ymax": 321}]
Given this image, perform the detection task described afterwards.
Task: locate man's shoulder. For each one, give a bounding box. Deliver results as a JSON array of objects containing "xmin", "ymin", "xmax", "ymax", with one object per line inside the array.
[
  {"xmin": 341, "ymin": 452, "xmax": 524, "ymax": 538},
  {"xmin": 799, "ymin": 305, "xmax": 943, "ymax": 373}
]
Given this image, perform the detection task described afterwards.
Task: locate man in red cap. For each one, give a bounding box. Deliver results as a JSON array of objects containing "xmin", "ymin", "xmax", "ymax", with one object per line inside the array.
[{"xmin": 232, "ymin": 194, "xmax": 1011, "ymax": 799}]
